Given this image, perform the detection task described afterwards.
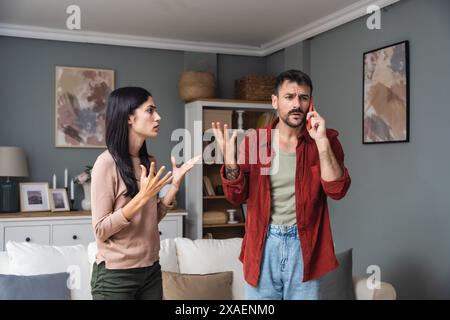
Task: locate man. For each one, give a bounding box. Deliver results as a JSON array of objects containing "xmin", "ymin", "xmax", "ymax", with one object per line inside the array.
[{"xmin": 211, "ymin": 70, "xmax": 351, "ymax": 300}]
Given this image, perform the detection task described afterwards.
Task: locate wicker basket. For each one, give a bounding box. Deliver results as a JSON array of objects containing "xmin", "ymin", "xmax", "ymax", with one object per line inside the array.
[
  {"xmin": 235, "ymin": 75, "xmax": 276, "ymax": 101},
  {"xmin": 179, "ymin": 71, "xmax": 216, "ymax": 102}
]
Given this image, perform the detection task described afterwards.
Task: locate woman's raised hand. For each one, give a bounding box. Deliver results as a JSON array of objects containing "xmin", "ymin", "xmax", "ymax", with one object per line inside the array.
[
  {"xmin": 138, "ymin": 162, "xmax": 173, "ymax": 200},
  {"xmin": 171, "ymin": 155, "xmax": 201, "ymax": 189}
]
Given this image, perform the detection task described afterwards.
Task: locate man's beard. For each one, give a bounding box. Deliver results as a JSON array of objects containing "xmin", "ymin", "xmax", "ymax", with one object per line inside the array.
[{"xmin": 280, "ymin": 108, "xmax": 306, "ymax": 128}]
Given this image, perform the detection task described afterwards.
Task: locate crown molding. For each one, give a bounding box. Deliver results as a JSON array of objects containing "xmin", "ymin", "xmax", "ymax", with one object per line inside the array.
[
  {"xmin": 0, "ymin": 0, "xmax": 400, "ymax": 57},
  {"xmin": 0, "ymin": 23, "xmax": 261, "ymax": 56},
  {"xmin": 260, "ymin": 0, "xmax": 400, "ymax": 56}
]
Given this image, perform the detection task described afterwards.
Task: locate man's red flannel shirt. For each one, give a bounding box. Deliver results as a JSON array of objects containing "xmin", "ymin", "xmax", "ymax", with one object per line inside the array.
[{"xmin": 220, "ymin": 117, "xmax": 351, "ymax": 286}]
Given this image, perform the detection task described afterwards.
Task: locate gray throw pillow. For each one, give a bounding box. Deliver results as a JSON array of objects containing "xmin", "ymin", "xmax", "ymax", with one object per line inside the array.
[
  {"xmin": 0, "ymin": 273, "xmax": 70, "ymax": 300},
  {"xmin": 319, "ymin": 248, "xmax": 355, "ymax": 300}
]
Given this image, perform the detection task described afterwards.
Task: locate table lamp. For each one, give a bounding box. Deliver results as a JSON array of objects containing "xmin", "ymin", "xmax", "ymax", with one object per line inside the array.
[{"xmin": 0, "ymin": 147, "xmax": 29, "ymax": 213}]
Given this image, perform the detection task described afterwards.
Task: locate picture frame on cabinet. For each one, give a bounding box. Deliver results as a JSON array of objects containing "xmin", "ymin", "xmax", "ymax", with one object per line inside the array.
[
  {"xmin": 49, "ymin": 188, "xmax": 70, "ymax": 212},
  {"xmin": 19, "ymin": 182, "xmax": 50, "ymax": 212}
]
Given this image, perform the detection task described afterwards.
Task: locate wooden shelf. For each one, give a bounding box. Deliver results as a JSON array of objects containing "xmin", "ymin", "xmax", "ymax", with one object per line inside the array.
[
  {"xmin": 203, "ymin": 195, "xmax": 226, "ymax": 199},
  {"xmin": 203, "ymin": 223, "xmax": 245, "ymax": 228}
]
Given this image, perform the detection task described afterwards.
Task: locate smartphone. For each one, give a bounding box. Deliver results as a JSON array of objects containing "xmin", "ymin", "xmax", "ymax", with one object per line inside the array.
[{"xmin": 307, "ymin": 96, "xmax": 314, "ymax": 130}]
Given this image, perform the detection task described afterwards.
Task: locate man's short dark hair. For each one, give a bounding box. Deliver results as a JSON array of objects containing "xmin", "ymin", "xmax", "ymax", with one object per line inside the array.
[{"xmin": 273, "ymin": 69, "xmax": 313, "ymax": 96}]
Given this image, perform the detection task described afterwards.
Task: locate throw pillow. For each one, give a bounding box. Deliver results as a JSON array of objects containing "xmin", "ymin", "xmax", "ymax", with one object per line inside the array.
[
  {"xmin": 6, "ymin": 241, "xmax": 91, "ymax": 300},
  {"xmin": 319, "ymin": 248, "xmax": 355, "ymax": 300},
  {"xmin": 162, "ymin": 271, "xmax": 233, "ymax": 300},
  {"xmin": 174, "ymin": 238, "xmax": 243, "ymax": 299},
  {"xmin": 0, "ymin": 273, "xmax": 70, "ymax": 300}
]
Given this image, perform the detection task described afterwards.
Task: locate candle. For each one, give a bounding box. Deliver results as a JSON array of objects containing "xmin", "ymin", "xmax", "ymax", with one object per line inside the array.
[
  {"xmin": 64, "ymin": 168, "xmax": 68, "ymax": 188},
  {"xmin": 53, "ymin": 174, "xmax": 56, "ymax": 189},
  {"xmin": 70, "ymin": 179, "xmax": 74, "ymax": 200}
]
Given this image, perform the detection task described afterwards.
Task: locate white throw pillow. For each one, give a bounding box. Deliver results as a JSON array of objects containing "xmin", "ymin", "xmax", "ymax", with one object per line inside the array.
[
  {"xmin": 86, "ymin": 239, "xmax": 179, "ymax": 273},
  {"xmin": 174, "ymin": 237, "xmax": 244, "ymax": 300},
  {"xmin": 6, "ymin": 241, "xmax": 91, "ymax": 300}
]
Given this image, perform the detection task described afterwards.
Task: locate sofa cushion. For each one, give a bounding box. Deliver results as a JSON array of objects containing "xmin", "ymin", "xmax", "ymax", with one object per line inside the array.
[
  {"xmin": 319, "ymin": 248, "xmax": 355, "ymax": 300},
  {"xmin": 162, "ymin": 271, "xmax": 233, "ymax": 300},
  {"xmin": 0, "ymin": 273, "xmax": 70, "ymax": 300},
  {"xmin": 174, "ymin": 237, "xmax": 243, "ymax": 300},
  {"xmin": 6, "ymin": 241, "xmax": 91, "ymax": 300}
]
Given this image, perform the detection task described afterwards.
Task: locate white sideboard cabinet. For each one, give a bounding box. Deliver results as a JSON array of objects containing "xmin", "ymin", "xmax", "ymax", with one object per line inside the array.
[{"xmin": 0, "ymin": 209, "xmax": 187, "ymax": 250}]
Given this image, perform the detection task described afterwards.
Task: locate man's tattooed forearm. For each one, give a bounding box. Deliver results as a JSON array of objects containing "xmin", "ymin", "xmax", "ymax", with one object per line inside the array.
[{"xmin": 225, "ymin": 166, "xmax": 240, "ymax": 181}]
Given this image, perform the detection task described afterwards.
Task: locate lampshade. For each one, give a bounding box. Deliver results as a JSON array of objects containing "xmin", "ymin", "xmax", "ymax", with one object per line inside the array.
[{"xmin": 0, "ymin": 146, "xmax": 29, "ymax": 177}]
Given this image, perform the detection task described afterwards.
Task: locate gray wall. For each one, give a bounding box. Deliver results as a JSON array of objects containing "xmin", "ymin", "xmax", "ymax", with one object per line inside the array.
[
  {"xmin": 285, "ymin": 40, "xmax": 311, "ymax": 75},
  {"xmin": 306, "ymin": 0, "xmax": 449, "ymax": 299},
  {"xmin": 266, "ymin": 50, "xmax": 285, "ymax": 77},
  {"xmin": 217, "ymin": 54, "xmax": 267, "ymax": 99}
]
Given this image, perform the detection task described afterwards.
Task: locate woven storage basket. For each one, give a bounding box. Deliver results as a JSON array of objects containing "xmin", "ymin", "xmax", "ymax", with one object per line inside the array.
[
  {"xmin": 235, "ymin": 75, "xmax": 276, "ymax": 101},
  {"xmin": 179, "ymin": 71, "xmax": 216, "ymax": 102}
]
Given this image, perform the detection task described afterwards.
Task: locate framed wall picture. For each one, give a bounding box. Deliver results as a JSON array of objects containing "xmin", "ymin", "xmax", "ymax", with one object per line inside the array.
[
  {"xmin": 55, "ymin": 66, "xmax": 115, "ymax": 148},
  {"xmin": 363, "ymin": 41, "xmax": 409, "ymax": 144},
  {"xmin": 19, "ymin": 182, "xmax": 50, "ymax": 212},
  {"xmin": 49, "ymin": 188, "xmax": 70, "ymax": 212}
]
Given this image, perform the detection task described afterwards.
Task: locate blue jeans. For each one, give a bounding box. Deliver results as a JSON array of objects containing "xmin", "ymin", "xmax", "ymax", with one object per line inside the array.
[{"xmin": 245, "ymin": 224, "xmax": 321, "ymax": 300}]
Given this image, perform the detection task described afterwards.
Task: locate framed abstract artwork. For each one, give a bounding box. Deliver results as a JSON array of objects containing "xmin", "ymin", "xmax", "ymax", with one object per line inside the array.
[
  {"xmin": 55, "ymin": 66, "xmax": 114, "ymax": 148},
  {"xmin": 363, "ymin": 41, "xmax": 409, "ymax": 144}
]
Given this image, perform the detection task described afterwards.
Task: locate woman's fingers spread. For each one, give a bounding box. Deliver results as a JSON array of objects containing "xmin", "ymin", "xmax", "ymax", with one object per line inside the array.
[
  {"xmin": 161, "ymin": 172, "xmax": 173, "ymax": 185},
  {"xmin": 187, "ymin": 155, "xmax": 202, "ymax": 166},
  {"xmin": 153, "ymin": 165, "xmax": 166, "ymax": 181},
  {"xmin": 140, "ymin": 165, "xmax": 147, "ymax": 180},
  {"xmin": 149, "ymin": 162, "xmax": 155, "ymax": 177},
  {"xmin": 171, "ymin": 156, "xmax": 177, "ymax": 168}
]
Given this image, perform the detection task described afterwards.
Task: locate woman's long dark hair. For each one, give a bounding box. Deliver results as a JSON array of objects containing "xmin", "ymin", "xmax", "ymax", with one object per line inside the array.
[{"xmin": 105, "ymin": 87, "xmax": 153, "ymax": 198}]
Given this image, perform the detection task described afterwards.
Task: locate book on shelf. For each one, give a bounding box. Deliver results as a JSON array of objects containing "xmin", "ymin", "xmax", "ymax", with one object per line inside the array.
[
  {"xmin": 203, "ymin": 109, "xmax": 233, "ymax": 131},
  {"xmin": 203, "ymin": 176, "xmax": 216, "ymax": 196}
]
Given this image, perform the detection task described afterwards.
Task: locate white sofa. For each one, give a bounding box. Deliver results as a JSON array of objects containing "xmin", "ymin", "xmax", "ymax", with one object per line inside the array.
[{"xmin": 0, "ymin": 238, "xmax": 396, "ymax": 300}]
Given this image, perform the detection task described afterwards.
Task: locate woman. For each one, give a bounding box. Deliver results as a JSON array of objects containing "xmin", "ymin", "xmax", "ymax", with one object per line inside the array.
[{"xmin": 90, "ymin": 87, "xmax": 200, "ymax": 300}]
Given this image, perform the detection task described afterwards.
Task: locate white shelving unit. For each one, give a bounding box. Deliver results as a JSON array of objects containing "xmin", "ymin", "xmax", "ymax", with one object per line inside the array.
[{"xmin": 184, "ymin": 99, "xmax": 273, "ymax": 239}]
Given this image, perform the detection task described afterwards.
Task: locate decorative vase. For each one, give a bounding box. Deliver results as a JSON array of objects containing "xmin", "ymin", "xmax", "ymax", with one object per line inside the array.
[
  {"xmin": 236, "ymin": 110, "xmax": 245, "ymax": 130},
  {"xmin": 81, "ymin": 182, "xmax": 91, "ymax": 211}
]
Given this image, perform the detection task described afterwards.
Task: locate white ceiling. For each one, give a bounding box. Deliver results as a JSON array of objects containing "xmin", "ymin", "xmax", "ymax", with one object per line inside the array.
[{"xmin": 0, "ymin": 0, "xmax": 399, "ymax": 56}]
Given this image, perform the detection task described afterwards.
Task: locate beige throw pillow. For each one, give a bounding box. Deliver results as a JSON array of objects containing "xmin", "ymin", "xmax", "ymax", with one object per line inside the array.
[{"xmin": 162, "ymin": 271, "xmax": 233, "ymax": 300}]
